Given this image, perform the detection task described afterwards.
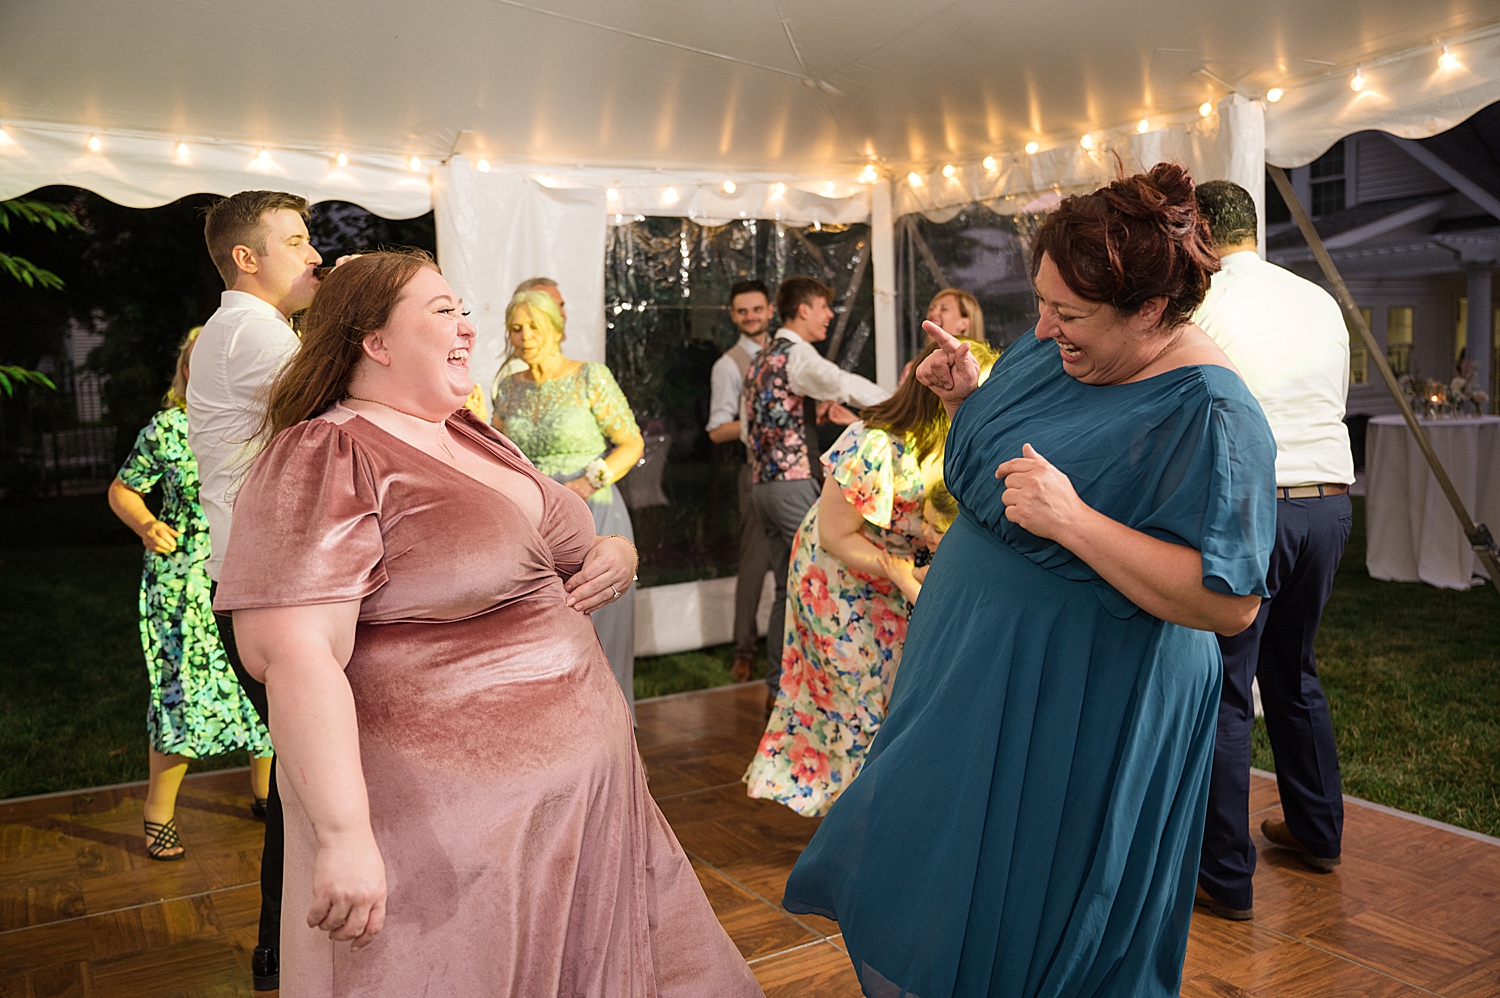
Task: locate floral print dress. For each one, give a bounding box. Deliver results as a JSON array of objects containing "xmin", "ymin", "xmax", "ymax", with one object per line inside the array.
[
  {"xmin": 116, "ymin": 407, "xmax": 272, "ymax": 758},
  {"xmin": 744, "ymin": 422, "xmax": 928, "ymax": 817}
]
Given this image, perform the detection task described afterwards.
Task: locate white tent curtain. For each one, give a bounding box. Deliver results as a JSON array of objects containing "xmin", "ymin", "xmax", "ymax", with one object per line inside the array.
[{"xmin": 433, "ymin": 159, "xmax": 609, "ymax": 397}]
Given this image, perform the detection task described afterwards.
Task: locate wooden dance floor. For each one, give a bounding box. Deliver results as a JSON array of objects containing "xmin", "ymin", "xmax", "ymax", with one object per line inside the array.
[{"xmin": 2, "ymin": 681, "xmax": 1498, "ymax": 997}]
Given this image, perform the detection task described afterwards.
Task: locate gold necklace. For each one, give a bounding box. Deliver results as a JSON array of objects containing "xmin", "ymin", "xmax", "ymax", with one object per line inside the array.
[{"xmin": 346, "ymin": 395, "xmax": 456, "ymax": 459}]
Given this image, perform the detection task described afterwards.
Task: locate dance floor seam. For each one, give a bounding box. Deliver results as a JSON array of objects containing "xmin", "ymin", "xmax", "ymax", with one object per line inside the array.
[{"xmin": 2, "ymin": 681, "xmax": 1497, "ymax": 997}]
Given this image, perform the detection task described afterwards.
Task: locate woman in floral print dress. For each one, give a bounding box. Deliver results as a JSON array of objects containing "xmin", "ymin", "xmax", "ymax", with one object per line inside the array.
[
  {"xmin": 108, "ymin": 328, "xmax": 273, "ymax": 860},
  {"xmin": 744, "ymin": 337, "xmax": 998, "ymax": 817}
]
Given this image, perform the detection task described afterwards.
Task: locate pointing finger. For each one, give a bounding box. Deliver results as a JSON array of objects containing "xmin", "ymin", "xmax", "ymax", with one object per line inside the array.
[{"xmin": 923, "ymin": 321, "xmax": 960, "ymax": 353}]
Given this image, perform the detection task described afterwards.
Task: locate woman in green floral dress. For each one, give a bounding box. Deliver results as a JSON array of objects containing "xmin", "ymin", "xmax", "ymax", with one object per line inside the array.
[
  {"xmin": 107, "ymin": 327, "xmax": 273, "ymax": 860},
  {"xmin": 491, "ymin": 290, "xmax": 645, "ymax": 715}
]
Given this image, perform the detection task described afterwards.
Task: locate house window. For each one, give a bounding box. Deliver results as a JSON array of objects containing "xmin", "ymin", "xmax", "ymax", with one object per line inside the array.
[
  {"xmin": 1387, "ymin": 306, "xmax": 1414, "ymax": 376},
  {"xmin": 1348, "ymin": 308, "xmax": 1371, "ymax": 385},
  {"xmin": 1309, "ymin": 140, "xmax": 1346, "ymax": 217}
]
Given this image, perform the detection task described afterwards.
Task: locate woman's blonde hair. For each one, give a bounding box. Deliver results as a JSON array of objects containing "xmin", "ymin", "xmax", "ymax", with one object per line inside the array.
[
  {"xmin": 502, "ymin": 290, "xmax": 565, "ymax": 359},
  {"xmin": 261, "ymin": 249, "xmax": 439, "ymax": 439},
  {"xmin": 928, "ymin": 288, "xmax": 984, "ymax": 342},
  {"xmin": 924, "ymin": 480, "xmax": 959, "ymax": 532},
  {"xmin": 863, "ymin": 336, "xmax": 998, "ymax": 465},
  {"xmin": 163, "ymin": 326, "xmax": 203, "ymax": 410}
]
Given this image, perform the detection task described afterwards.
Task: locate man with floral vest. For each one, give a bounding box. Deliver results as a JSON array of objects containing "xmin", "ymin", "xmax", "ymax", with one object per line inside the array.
[{"xmin": 741, "ymin": 276, "xmax": 889, "ymax": 711}]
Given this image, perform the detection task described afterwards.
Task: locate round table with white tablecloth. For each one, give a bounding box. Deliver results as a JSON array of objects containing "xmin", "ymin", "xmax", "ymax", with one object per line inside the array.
[{"xmin": 1365, "ymin": 414, "xmax": 1500, "ymax": 589}]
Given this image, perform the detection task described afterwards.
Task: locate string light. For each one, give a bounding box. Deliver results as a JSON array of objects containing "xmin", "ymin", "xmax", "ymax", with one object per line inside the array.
[
  {"xmin": 1079, "ymin": 133, "xmax": 1094, "ymax": 150},
  {"xmin": 661, "ymin": 186, "xmax": 679, "ymax": 205},
  {"xmin": 606, "ymin": 187, "xmax": 618, "ymax": 201},
  {"xmin": 823, "ymin": 180, "xmax": 836, "ymax": 195},
  {"xmin": 1349, "ymin": 68, "xmax": 1365, "ymax": 92},
  {"xmin": 175, "ymin": 142, "xmax": 190, "ymax": 160},
  {"xmin": 982, "ymin": 155, "xmax": 996, "ymax": 171},
  {"xmin": 941, "ymin": 163, "xmax": 956, "ymax": 178},
  {"xmin": 1024, "ymin": 141, "xmax": 1040, "ymax": 155},
  {"xmin": 475, "ymin": 158, "xmax": 490, "ymax": 172},
  {"xmin": 722, "ymin": 179, "xmax": 736, "ymax": 194},
  {"xmin": 253, "ymin": 148, "xmax": 270, "ymax": 165},
  {"xmin": 0, "ymin": 125, "xmax": 9, "ymax": 145},
  {"xmin": 335, "ymin": 151, "xmax": 349, "ymax": 167},
  {"xmin": 87, "ymin": 134, "xmax": 102, "ymax": 152},
  {"xmin": 1137, "ymin": 118, "xmax": 1151, "ymax": 133},
  {"xmin": 407, "ymin": 155, "xmax": 422, "ymax": 170},
  {"xmin": 907, "ymin": 171, "xmax": 923, "ymax": 188},
  {"xmin": 859, "ymin": 164, "xmax": 878, "ymax": 183},
  {"xmin": 1438, "ymin": 46, "xmax": 1459, "ymax": 71},
  {"xmin": 1199, "ymin": 102, "xmax": 1214, "ymax": 117},
  {"xmin": 1266, "ymin": 87, "xmax": 1284, "ymax": 103},
  {"xmin": 770, "ymin": 182, "xmax": 786, "ymax": 197}
]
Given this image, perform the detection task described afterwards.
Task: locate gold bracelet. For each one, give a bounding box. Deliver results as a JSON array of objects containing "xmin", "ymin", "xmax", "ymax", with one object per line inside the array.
[{"xmin": 601, "ymin": 533, "xmax": 640, "ymax": 579}]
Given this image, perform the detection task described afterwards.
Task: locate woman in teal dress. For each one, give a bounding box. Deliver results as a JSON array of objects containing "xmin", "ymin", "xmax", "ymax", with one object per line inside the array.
[
  {"xmin": 782, "ymin": 165, "xmax": 1277, "ymax": 997},
  {"xmin": 491, "ymin": 290, "xmax": 645, "ymax": 713},
  {"xmin": 108, "ymin": 327, "xmax": 273, "ymax": 860}
]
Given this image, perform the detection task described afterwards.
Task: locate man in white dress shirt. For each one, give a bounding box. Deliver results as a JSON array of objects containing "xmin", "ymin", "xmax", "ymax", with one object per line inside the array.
[
  {"xmin": 1191, "ymin": 180, "xmax": 1355, "ymax": 922},
  {"xmin": 187, "ymin": 190, "xmax": 323, "ymax": 991},
  {"xmin": 707, "ymin": 280, "xmax": 773, "ymax": 683},
  {"xmin": 742, "ymin": 276, "xmax": 890, "ymax": 709}
]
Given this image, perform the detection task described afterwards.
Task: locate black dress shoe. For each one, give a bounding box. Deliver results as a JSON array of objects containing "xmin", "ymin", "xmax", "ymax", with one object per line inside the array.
[{"xmin": 252, "ymin": 946, "xmax": 279, "ymax": 991}]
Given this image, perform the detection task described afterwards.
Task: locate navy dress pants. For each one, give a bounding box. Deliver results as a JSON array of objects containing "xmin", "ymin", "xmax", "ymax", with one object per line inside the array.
[{"xmin": 1199, "ymin": 494, "xmax": 1352, "ymax": 910}]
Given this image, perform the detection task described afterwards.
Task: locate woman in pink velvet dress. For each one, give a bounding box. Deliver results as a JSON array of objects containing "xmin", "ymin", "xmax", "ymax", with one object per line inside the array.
[{"xmin": 214, "ymin": 250, "xmax": 761, "ymax": 997}]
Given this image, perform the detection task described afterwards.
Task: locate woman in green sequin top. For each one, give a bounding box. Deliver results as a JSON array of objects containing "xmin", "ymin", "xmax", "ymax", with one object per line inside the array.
[
  {"xmin": 492, "ymin": 290, "xmax": 645, "ymax": 714},
  {"xmin": 107, "ymin": 327, "xmax": 273, "ymax": 859}
]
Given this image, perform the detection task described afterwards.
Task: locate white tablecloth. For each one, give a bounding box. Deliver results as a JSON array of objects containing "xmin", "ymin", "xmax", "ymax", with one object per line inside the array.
[{"xmin": 1365, "ymin": 414, "xmax": 1500, "ymax": 589}]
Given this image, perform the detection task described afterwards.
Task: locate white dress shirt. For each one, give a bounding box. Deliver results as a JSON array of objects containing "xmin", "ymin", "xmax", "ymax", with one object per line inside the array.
[
  {"xmin": 1194, "ymin": 252, "xmax": 1354, "ymax": 488},
  {"xmin": 739, "ymin": 329, "xmax": 891, "ymax": 443},
  {"xmin": 705, "ymin": 336, "xmax": 763, "ymax": 432},
  {"xmin": 186, "ymin": 291, "xmax": 301, "ymax": 580}
]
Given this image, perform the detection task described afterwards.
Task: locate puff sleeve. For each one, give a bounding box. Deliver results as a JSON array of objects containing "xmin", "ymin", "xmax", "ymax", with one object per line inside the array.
[{"xmin": 213, "ymin": 420, "xmax": 387, "ymax": 611}]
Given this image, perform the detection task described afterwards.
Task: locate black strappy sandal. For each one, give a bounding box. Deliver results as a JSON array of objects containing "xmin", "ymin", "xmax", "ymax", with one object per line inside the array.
[
  {"xmin": 144, "ymin": 817, "xmax": 185, "ymax": 861},
  {"xmin": 251, "ymin": 797, "xmax": 268, "ymax": 820}
]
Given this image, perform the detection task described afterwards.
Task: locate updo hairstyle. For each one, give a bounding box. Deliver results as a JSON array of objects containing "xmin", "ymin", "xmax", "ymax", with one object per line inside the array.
[{"xmin": 1030, "ymin": 163, "xmax": 1219, "ymax": 330}]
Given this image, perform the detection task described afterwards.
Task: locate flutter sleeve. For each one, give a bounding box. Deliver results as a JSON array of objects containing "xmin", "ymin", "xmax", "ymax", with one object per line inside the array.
[
  {"xmin": 116, "ymin": 411, "xmax": 171, "ymax": 493},
  {"xmin": 586, "ymin": 363, "xmax": 641, "ymax": 443},
  {"xmin": 213, "ymin": 419, "xmax": 387, "ymax": 611},
  {"xmin": 823, "ymin": 422, "xmax": 898, "ymax": 529},
  {"xmin": 1197, "ymin": 395, "xmax": 1277, "ymax": 597}
]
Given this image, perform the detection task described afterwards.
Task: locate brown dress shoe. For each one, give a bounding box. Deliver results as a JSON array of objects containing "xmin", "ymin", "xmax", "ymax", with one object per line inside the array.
[
  {"xmin": 1261, "ymin": 818, "xmax": 1341, "ymax": 871},
  {"xmin": 730, "ymin": 655, "xmax": 754, "ymax": 683},
  {"xmin": 1194, "ymin": 884, "xmax": 1254, "ymax": 921}
]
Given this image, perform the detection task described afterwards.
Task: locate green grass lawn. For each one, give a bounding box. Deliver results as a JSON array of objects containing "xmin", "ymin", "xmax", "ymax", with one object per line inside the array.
[{"xmin": 2, "ymin": 496, "xmax": 1496, "ymax": 836}]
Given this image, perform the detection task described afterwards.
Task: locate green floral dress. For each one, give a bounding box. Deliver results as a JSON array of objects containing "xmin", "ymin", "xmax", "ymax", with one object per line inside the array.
[{"xmin": 116, "ymin": 407, "xmax": 272, "ymax": 758}]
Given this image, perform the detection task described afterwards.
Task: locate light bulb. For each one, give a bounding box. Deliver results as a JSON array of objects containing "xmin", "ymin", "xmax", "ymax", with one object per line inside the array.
[
  {"xmin": 175, "ymin": 142, "xmax": 190, "ymax": 160},
  {"xmin": 1350, "ymin": 70, "xmax": 1365, "ymax": 92},
  {"xmin": 408, "ymin": 155, "xmax": 422, "ymax": 170},
  {"xmin": 335, "ymin": 151, "xmax": 349, "ymax": 167},
  {"xmin": 907, "ymin": 171, "xmax": 923, "ymax": 188},
  {"xmin": 0, "ymin": 126, "xmax": 9, "ymax": 145},
  {"xmin": 1079, "ymin": 133, "xmax": 1094, "ymax": 150},
  {"xmin": 1199, "ymin": 102, "xmax": 1214, "ymax": 117},
  {"xmin": 1024, "ymin": 141, "xmax": 1040, "ymax": 155},
  {"xmin": 606, "ymin": 187, "xmax": 618, "ymax": 201},
  {"xmin": 771, "ymin": 182, "xmax": 786, "ymax": 197},
  {"xmin": 1266, "ymin": 87, "xmax": 1284, "ymax": 103},
  {"xmin": 87, "ymin": 134, "xmax": 102, "ymax": 152},
  {"xmin": 941, "ymin": 163, "xmax": 956, "ymax": 178},
  {"xmin": 982, "ymin": 155, "xmax": 996, "ymax": 171},
  {"xmin": 1438, "ymin": 46, "xmax": 1459, "ymax": 71},
  {"xmin": 662, "ymin": 186, "xmax": 679, "ymax": 205},
  {"xmin": 475, "ymin": 158, "xmax": 490, "ymax": 172},
  {"xmin": 722, "ymin": 179, "xmax": 736, "ymax": 194},
  {"xmin": 254, "ymin": 148, "xmax": 270, "ymax": 163},
  {"xmin": 1137, "ymin": 118, "xmax": 1150, "ymax": 133},
  {"xmin": 824, "ymin": 180, "xmax": 836, "ymax": 195},
  {"xmin": 859, "ymin": 164, "xmax": 878, "ymax": 183}
]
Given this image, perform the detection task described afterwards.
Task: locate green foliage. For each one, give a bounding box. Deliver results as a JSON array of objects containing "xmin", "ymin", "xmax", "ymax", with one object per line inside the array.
[{"xmin": 0, "ymin": 365, "xmax": 57, "ymax": 396}]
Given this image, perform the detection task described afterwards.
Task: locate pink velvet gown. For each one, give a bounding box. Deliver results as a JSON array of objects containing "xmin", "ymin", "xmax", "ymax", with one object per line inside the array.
[{"xmin": 215, "ymin": 404, "xmax": 762, "ymax": 998}]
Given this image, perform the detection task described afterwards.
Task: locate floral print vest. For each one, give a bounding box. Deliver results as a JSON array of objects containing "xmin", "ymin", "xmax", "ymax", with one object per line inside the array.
[{"xmin": 743, "ymin": 336, "xmax": 815, "ymax": 483}]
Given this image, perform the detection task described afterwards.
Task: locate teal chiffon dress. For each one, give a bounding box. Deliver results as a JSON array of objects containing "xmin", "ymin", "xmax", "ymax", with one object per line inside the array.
[{"xmin": 782, "ymin": 331, "xmax": 1276, "ymax": 998}]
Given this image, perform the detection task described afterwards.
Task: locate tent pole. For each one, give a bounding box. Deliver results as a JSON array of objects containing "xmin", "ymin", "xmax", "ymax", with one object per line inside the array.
[
  {"xmin": 871, "ymin": 179, "xmax": 898, "ymax": 392},
  {"xmin": 1266, "ymin": 165, "xmax": 1500, "ymax": 587}
]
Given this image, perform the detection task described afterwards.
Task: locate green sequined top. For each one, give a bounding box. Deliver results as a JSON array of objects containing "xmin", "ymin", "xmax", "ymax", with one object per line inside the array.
[{"xmin": 492, "ymin": 362, "xmax": 641, "ymax": 502}]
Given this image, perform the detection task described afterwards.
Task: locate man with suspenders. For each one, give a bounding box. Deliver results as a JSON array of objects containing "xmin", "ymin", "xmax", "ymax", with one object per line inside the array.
[{"xmin": 707, "ymin": 280, "xmax": 774, "ymax": 683}]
